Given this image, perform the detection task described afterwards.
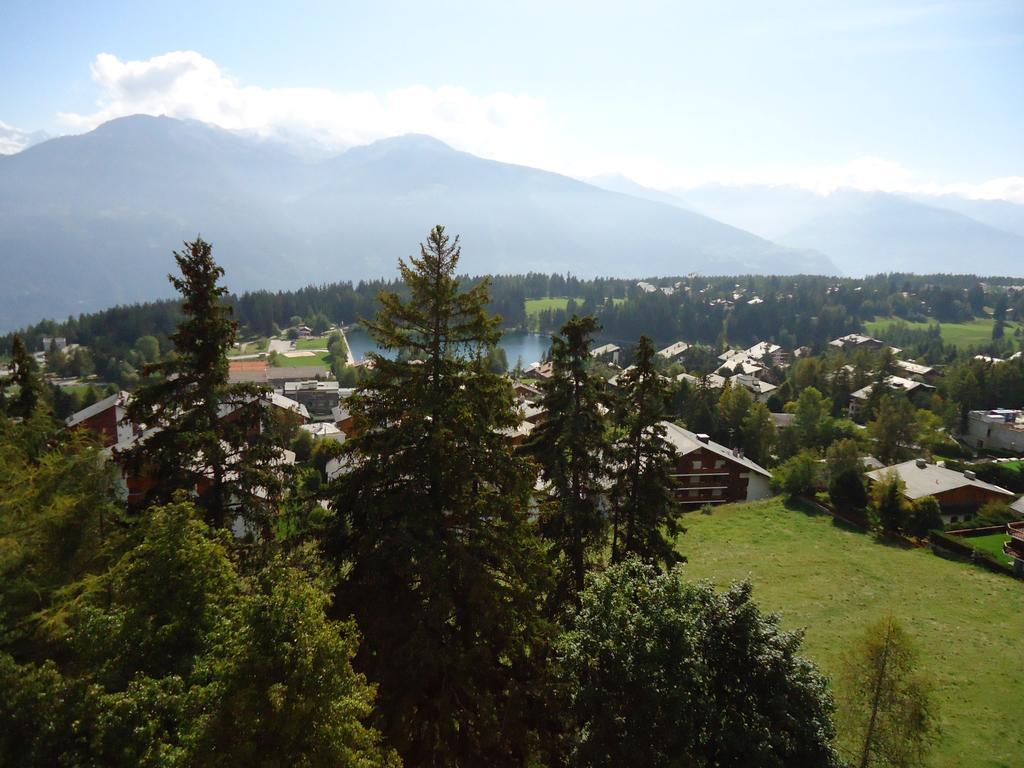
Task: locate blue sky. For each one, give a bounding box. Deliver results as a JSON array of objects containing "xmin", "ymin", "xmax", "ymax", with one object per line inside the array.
[{"xmin": 1, "ymin": 0, "xmax": 1022, "ymax": 197}]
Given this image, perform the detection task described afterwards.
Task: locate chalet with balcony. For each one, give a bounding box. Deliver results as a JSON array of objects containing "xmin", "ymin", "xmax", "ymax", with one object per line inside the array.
[
  {"xmin": 661, "ymin": 422, "xmax": 772, "ymax": 507},
  {"xmin": 865, "ymin": 459, "xmax": 1016, "ymax": 525}
]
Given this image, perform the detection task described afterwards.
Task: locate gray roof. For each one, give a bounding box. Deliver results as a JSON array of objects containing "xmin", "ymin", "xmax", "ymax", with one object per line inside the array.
[
  {"xmin": 66, "ymin": 391, "xmax": 129, "ymax": 428},
  {"xmin": 661, "ymin": 421, "xmax": 772, "ymax": 478},
  {"xmin": 1010, "ymin": 496, "xmax": 1024, "ymax": 516},
  {"xmin": 865, "ymin": 460, "xmax": 1014, "ymax": 500}
]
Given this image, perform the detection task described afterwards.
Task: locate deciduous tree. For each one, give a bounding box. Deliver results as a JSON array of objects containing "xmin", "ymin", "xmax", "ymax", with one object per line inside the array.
[{"xmin": 838, "ymin": 614, "xmax": 937, "ymax": 768}]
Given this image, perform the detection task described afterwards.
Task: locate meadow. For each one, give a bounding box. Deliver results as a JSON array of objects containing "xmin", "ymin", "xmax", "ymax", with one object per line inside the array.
[
  {"xmin": 678, "ymin": 498, "xmax": 1024, "ymax": 768},
  {"xmin": 866, "ymin": 316, "xmax": 1022, "ymax": 351}
]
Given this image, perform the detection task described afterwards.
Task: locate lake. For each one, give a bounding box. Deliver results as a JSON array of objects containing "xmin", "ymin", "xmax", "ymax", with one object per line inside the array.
[{"xmin": 345, "ymin": 327, "xmax": 550, "ymax": 367}]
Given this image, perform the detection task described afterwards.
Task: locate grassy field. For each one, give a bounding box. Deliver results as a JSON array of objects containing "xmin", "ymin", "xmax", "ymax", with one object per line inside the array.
[
  {"xmin": 295, "ymin": 337, "xmax": 331, "ymax": 350},
  {"xmin": 866, "ymin": 316, "xmax": 1021, "ymax": 350},
  {"xmin": 273, "ymin": 351, "xmax": 331, "ymax": 367},
  {"xmin": 524, "ymin": 297, "xmax": 584, "ymax": 317},
  {"xmin": 677, "ymin": 498, "xmax": 1023, "ymax": 768},
  {"xmin": 965, "ymin": 532, "xmax": 1013, "ymax": 562}
]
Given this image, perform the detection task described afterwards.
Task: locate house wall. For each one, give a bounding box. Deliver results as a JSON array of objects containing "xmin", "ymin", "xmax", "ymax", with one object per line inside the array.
[
  {"xmin": 964, "ymin": 416, "xmax": 1024, "ymax": 453},
  {"xmin": 745, "ymin": 472, "xmax": 772, "ymax": 501},
  {"xmin": 77, "ymin": 406, "xmax": 119, "ymax": 447},
  {"xmin": 670, "ymin": 446, "xmax": 762, "ymax": 507},
  {"xmin": 931, "ymin": 485, "xmax": 1015, "ymax": 524}
]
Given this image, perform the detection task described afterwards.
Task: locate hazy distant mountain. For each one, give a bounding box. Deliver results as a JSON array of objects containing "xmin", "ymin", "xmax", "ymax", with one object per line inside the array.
[
  {"xmin": 916, "ymin": 194, "xmax": 1024, "ymax": 239},
  {"xmin": 588, "ymin": 173, "xmax": 697, "ymax": 211},
  {"xmin": 0, "ymin": 123, "xmax": 49, "ymax": 155},
  {"xmin": 0, "ymin": 116, "xmax": 834, "ymax": 330},
  {"xmin": 674, "ymin": 184, "xmax": 827, "ymax": 241},
  {"xmin": 673, "ymin": 184, "xmax": 1024, "ymax": 277}
]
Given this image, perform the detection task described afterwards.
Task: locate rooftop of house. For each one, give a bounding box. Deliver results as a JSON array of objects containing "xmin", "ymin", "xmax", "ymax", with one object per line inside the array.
[
  {"xmin": 968, "ymin": 409, "xmax": 1024, "ymax": 428},
  {"xmin": 283, "ymin": 379, "xmax": 341, "ymax": 393},
  {"xmin": 65, "ymin": 391, "xmax": 130, "ymax": 428},
  {"xmin": 851, "ymin": 375, "xmax": 932, "ymax": 400},
  {"xmin": 732, "ymin": 374, "xmax": 777, "ymax": 395},
  {"xmin": 657, "ymin": 341, "xmax": 690, "ymax": 358},
  {"xmin": 300, "ymin": 422, "xmax": 344, "ymax": 439},
  {"xmin": 895, "ymin": 359, "xmax": 934, "ymax": 377},
  {"xmin": 677, "ymin": 372, "xmax": 726, "ymax": 389},
  {"xmin": 865, "ymin": 459, "xmax": 1015, "ymax": 500},
  {"xmin": 661, "ymin": 421, "xmax": 772, "ymax": 478},
  {"xmin": 591, "ymin": 343, "xmax": 621, "ymax": 357}
]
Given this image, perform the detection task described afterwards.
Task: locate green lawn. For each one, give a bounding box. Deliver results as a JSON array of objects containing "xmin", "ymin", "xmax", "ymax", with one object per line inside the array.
[
  {"xmin": 295, "ymin": 336, "xmax": 331, "ymax": 350},
  {"xmin": 272, "ymin": 351, "xmax": 331, "ymax": 368},
  {"xmin": 965, "ymin": 532, "xmax": 1013, "ymax": 562},
  {"xmin": 866, "ymin": 316, "xmax": 1021, "ymax": 350},
  {"xmin": 678, "ymin": 498, "xmax": 1023, "ymax": 768},
  {"xmin": 524, "ymin": 297, "xmax": 585, "ymax": 317}
]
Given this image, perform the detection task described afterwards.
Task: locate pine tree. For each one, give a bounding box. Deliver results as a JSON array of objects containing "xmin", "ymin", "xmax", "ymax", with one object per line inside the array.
[
  {"xmin": 525, "ymin": 314, "xmax": 610, "ymax": 605},
  {"xmin": 326, "ymin": 226, "xmax": 550, "ymax": 765},
  {"xmin": 3, "ymin": 335, "xmax": 43, "ymax": 420},
  {"xmin": 609, "ymin": 335, "xmax": 683, "ymax": 568},
  {"xmin": 123, "ymin": 238, "xmax": 290, "ymax": 531}
]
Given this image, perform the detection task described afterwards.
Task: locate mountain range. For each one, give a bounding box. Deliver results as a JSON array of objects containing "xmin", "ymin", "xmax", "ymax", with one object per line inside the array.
[
  {"xmin": 1, "ymin": 115, "xmax": 1022, "ymax": 331},
  {"xmin": 0, "ymin": 115, "xmax": 831, "ymax": 331}
]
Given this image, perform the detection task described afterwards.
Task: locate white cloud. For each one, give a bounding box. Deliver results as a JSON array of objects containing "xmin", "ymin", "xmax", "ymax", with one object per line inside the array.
[
  {"xmin": 0, "ymin": 120, "xmax": 49, "ymax": 154},
  {"xmin": 53, "ymin": 51, "xmax": 1024, "ymax": 205},
  {"xmin": 625, "ymin": 155, "xmax": 1024, "ymax": 205},
  {"xmin": 59, "ymin": 51, "xmax": 555, "ymax": 164}
]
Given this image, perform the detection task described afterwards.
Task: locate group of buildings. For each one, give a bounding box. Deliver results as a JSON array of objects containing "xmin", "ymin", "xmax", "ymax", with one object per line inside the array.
[{"xmin": 58, "ymin": 329, "xmax": 1024, "ymax": 571}]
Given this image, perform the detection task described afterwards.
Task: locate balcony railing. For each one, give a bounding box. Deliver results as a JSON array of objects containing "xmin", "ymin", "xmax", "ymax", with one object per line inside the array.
[{"xmin": 1008, "ymin": 521, "xmax": 1024, "ymax": 543}]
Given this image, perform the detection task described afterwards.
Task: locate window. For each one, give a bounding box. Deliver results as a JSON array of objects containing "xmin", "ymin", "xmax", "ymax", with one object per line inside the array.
[
  {"xmin": 688, "ymin": 489, "xmax": 698, "ymax": 498},
  {"xmin": 714, "ymin": 459, "xmax": 725, "ymax": 469},
  {"xmin": 712, "ymin": 488, "xmax": 723, "ymax": 497},
  {"xmin": 692, "ymin": 460, "xmax": 702, "ymax": 470},
  {"xmin": 690, "ymin": 475, "xmax": 699, "ymax": 484}
]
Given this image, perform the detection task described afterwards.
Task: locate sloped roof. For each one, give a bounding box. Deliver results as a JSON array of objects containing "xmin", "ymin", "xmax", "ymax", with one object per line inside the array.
[
  {"xmin": 657, "ymin": 341, "xmax": 690, "ymax": 358},
  {"xmin": 66, "ymin": 391, "xmax": 130, "ymax": 428},
  {"xmin": 661, "ymin": 421, "xmax": 772, "ymax": 478},
  {"xmin": 865, "ymin": 460, "xmax": 1014, "ymax": 500}
]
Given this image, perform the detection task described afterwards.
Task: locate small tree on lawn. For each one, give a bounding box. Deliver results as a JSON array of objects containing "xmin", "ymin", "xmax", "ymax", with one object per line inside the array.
[{"xmin": 838, "ymin": 614, "xmax": 937, "ymax": 768}]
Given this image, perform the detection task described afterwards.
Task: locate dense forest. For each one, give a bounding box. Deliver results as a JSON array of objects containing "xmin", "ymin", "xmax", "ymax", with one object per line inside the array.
[{"xmin": 4, "ymin": 269, "xmax": 1023, "ymax": 378}]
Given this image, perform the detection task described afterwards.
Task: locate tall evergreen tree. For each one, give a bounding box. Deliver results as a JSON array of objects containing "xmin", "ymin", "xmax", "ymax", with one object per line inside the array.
[
  {"xmin": 123, "ymin": 238, "xmax": 289, "ymax": 530},
  {"xmin": 525, "ymin": 314, "xmax": 610, "ymax": 604},
  {"xmin": 609, "ymin": 335, "xmax": 683, "ymax": 568},
  {"xmin": 326, "ymin": 226, "xmax": 550, "ymax": 766},
  {"xmin": 2, "ymin": 335, "xmax": 43, "ymax": 419}
]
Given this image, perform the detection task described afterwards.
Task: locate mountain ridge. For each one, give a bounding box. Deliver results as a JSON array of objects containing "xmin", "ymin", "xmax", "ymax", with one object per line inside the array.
[{"xmin": 0, "ymin": 115, "xmax": 836, "ymax": 331}]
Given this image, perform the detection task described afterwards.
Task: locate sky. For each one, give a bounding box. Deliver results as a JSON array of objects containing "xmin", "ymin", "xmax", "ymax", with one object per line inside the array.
[{"xmin": 1, "ymin": 0, "xmax": 1022, "ymax": 200}]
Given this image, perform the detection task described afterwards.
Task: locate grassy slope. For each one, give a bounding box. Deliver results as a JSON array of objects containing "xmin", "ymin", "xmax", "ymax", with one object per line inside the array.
[
  {"xmin": 967, "ymin": 532, "xmax": 1013, "ymax": 562},
  {"xmin": 525, "ymin": 297, "xmax": 579, "ymax": 317},
  {"xmin": 295, "ymin": 337, "xmax": 330, "ymax": 350},
  {"xmin": 866, "ymin": 316, "xmax": 1021, "ymax": 350},
  {"xmin": 678, "ymin": 498, "xmax": 1023, "ymax": 768}
]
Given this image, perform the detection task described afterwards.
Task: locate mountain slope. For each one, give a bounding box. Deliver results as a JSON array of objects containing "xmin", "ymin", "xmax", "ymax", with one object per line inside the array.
[
  {"xmin": 0, "ymin": 116, "xmax": 835, "ymax": 331},
  {"xmin": 673, "ymin": 184, "xmax": 1024, "ymax": 277},
  {"xmin": 777, "ymin": 190, "xmax": 1024, "ymax": 276},
  {"xmin": 588, "ymin": 173, "xmax": 697, "ymax": 211}
]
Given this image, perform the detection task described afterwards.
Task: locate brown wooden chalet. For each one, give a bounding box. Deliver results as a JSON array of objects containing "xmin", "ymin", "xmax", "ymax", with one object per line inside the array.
[{"xmin": 661, "ymin": 422, "xmax": 772, "ymax": 507}]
